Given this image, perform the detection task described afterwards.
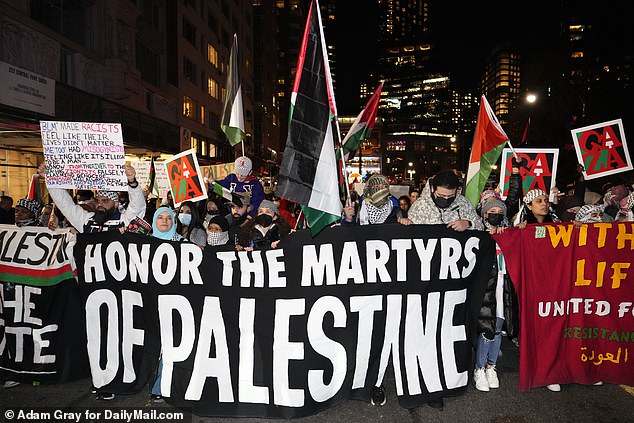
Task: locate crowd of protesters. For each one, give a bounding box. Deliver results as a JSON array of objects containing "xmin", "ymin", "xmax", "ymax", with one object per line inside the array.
[{"xmin": 1, "ymin": 153, "xmax": 633, "ymax": 408}]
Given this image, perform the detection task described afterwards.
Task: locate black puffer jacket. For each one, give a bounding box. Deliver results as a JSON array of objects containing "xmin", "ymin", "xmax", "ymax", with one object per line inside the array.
[
  {"xmin": 477, "ymin": 257, "xmax": 519, "ymax": 341},
  {"xmin": 237, "ymin": 216, "xmax": 291, "ymax": 249}
]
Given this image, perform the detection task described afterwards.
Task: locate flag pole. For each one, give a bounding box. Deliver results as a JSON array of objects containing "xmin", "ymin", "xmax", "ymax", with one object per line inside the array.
[{"xmin": 333, "ymin": 116, "xmax": 351, "ymax": 205}]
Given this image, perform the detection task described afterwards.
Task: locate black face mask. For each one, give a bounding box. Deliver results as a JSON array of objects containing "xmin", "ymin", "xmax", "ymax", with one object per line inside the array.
[
  {"xmin": 432, "ymin": 194, "xmax": 456, "ymax": 209},
  {"xmin": 486, "ymin": 213, "xmax": 504, "ymax": 227},
  {"xmin": 256, "ymin": 214, "xmax": 273, "ymax": 227},
  {"xmin": 207, "ymin": 210, "xmax": 219, "ymax": 217}
]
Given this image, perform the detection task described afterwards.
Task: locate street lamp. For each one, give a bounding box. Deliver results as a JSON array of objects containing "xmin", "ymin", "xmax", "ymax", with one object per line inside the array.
[{"xmin": 526, "ymin": 93, "xmax": 537, "ymax": 104}]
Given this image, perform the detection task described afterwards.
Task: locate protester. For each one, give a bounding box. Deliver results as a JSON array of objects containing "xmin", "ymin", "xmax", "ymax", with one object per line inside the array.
[
  {"xmin": 14, "ymin": 198, "xmax": 43, "ymax": 227},
  {"xmin": 473, "ymin": 199, "xmax": 519, "ymax": 392},
  {"xmin": 202, "ymin": 197, "xmax": 228, "ymax": 227},
  {"xmin": 207, "ymin": 156, "xmax": 265, "ymax": 216},
  {"xmin": 37, "ymin": 163, "xmax": 146, "ymax": 233},
  {"xmin": 409, "ymin": 189, "xmax": 420, "ymax": 204},
  {"xmin": 397, "ymin": 195, "xmax": 410, "ymax": 219},
  {"xmin": 149, "ymin": 206, "xmax": 183, "ymax": 403},
  {"xmin": 175, "ymin": 200, "xmax": 206, "ymax": 247},
  {"xmin": 225, "ymin": 192, "xmax": 253, "ymax": 247},
  {"xmin": 343, "ymin": 174, "xmax": 399, "ymax": 225},
  {"xmin": 405, "ymin": 170, "xmax": 484, "ymax": 231},
  {"xmin": 574, "ymin": 204, "xmax": 612, "ymax": 224},
  {"xmin": 237, "ymin": 199, "xmax": 290, "ymax": 250},
  {"xmin": 515, "ymin": 189, "xmax": 560, "ymax": 227},
  {"xmin": 1, "ymin": 198, "xmax": 42, "ymax": 389},
  {"xmin": 0, "ymin": 195, "xmax": 15, "ymax": 224},
  {"xmin": 207, "ymin": 215, "xmax": 230, "ymax": 246}
]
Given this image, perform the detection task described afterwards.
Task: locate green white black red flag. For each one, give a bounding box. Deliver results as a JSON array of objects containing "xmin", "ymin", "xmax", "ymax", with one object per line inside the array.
[{"xmin": 275, "ymin": 0, "xmax": 342, "ymax": 236}]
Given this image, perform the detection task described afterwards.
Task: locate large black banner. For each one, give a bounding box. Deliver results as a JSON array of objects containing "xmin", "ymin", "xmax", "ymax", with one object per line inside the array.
[
  {"xmin": 0, "ymin": 226, "xmax": 89, "ymax": 383},
  {"xmin": 74, "ymin": 224, "xmax": 495, "ymax": 418}
]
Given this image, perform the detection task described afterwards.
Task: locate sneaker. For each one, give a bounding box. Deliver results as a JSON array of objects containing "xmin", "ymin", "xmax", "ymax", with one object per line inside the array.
[
  {"xmin": 370, "ymin": 385, "xmax": 386, "ymax": 406},
  {"xmin": 3, "ymin": 381, "xmax": 20, "ymax": 389},
  {"xmin": 90, "ymin": 385, "xmax": 98, "ymax": 394},
  {"xmin": 151, "ymin": 394, "xmax": 164, "ymax": 403},
  {"xmin": 593, "ymin": 381, "xmax": 604, "ymax": 386},
  {"xmin": 474, "ymin": 368, "xmax": 489, "ymax": 392},
  {"xmin": 97, "ymin": 392, "xmax": 115, "ymax": 400},
  {"xmin": 485, "ymin": 365, "xmax": 499, "ymax": 389},
  {"xmin": 547, "ymin": 384, "xmax": 561, "ymax": 392},
  {"xmin": 427, "ymin": 398, "xmax": 444, "ymax": 409}
]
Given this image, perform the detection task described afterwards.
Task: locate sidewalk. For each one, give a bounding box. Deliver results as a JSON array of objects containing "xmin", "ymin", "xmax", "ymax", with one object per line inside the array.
[{"xmin": 2, "ymin": 339, "xmax": 632, "ymax": 423}]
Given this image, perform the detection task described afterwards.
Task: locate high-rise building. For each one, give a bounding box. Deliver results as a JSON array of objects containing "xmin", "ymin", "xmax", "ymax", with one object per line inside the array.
[
  {"xmin": 253, "ymin": 0, "xmax": 282, "ymax": 181},
  {"xmin": 375, "ymin": 0, "xmax": 458, "ymax": 183}
]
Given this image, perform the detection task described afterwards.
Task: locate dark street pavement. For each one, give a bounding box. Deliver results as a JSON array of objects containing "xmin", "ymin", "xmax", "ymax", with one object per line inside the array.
[{"xmin": 2, "ymin": 338, "xmax": 633, "ymax": 423}]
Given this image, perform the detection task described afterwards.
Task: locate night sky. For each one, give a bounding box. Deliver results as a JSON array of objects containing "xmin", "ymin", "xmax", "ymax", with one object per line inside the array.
[{"xmin": 334, "ymin": 1, "xmax": 630, "ymax": 115}]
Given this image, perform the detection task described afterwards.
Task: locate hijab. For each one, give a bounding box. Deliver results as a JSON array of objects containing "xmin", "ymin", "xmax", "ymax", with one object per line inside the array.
[{"xmin": 152, "ymin": 206, "xmax": 181, "ymax": 240}]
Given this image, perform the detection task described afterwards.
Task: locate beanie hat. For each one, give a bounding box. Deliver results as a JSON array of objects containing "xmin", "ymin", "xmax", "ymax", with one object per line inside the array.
[
  {"xmin": 481, "ymin": 199, "xmax": 507, "ymax": 216},
  {"xmin": 16, "ymin": 198, "xmax": 43, "ymax": 218},
  {"xmin": 479, "ymin": 189, "xmax": 501, "ymax": 206},
  {"xmin": 234, "ymin": 156, "xmax": 252, "ymax": 176},
  {"xmin": 95, "ymin": 190, "xmax": 119, "ymax": 202},
  {"xmin": 523, "ymin": 189, "xmax": 547, "ymax": 205},
  {"xmin": 363, "ymin": 174, "xmax": 390, "ymax": 208},
  {"xmin": 208, "ymin": 215, "xmax": 230, "ymax": 232},
  {"xmin": 259, "ymin": 199, "xmax": 279, "ymax": 215}
]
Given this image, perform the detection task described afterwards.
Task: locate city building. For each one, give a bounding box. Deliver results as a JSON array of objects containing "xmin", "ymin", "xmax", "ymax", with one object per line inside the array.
[{"xmin": 0, "ymin": 0, "xmax": 253, "ymax": 200}]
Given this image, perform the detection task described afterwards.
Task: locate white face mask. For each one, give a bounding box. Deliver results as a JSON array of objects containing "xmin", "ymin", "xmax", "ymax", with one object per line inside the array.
[
  {"xmin": 207, "ymin": 230, "xmax": 229, "ymax": 246},
  {"xmin": 178, "ymin": 213, "xmax": 192, "ymax": 225}
]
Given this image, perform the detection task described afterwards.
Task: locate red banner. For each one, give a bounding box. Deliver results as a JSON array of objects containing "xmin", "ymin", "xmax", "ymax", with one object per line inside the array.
[{"xmin": 494, "ymin": 223, "xmax": 634, "ymax": 391}]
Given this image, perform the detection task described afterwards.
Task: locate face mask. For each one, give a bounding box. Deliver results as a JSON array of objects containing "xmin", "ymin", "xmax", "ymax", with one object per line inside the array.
[
  {"xmin": 432, "ymin": 194, "xmax": 455, "ymax": 209},
  {"xmin": 486, "ymin": 213, "xmax": 504, "ymax": 227},
  {"xmin": 207, "ymin": 230, "xmax": 229, "ymax": 246},
  {"xmin": 207, "ymin": 209, "xmax": 219, "ymax": 217},
  {"xmin": 178, "ymin": 213, "xmax": 192, "ymax": 225},
  {"xmin": 256, "ymin": 214, "xmax": 273, "ymax": 227}
]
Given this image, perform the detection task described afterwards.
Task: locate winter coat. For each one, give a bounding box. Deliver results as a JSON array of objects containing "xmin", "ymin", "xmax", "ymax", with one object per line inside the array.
[
  {"xmin": 237, "ymin": 216, "xmax": 291, "ymax": 249},
  {"xmin": 477, "ymin": 253, "xmax": 519, "ymax": 341},
  {"xmin": 408, "ymin": 181, "xmax": 484, "ymax": 230}
]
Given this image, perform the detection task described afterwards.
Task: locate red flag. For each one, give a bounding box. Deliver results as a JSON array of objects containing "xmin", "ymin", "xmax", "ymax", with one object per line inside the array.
[{"xmin": 27, "ymin": 174, "xmax": 42, "ymax": 202}]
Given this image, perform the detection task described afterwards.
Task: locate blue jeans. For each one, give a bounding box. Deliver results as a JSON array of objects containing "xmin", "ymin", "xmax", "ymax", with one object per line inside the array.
[
  {"xmin": 151, "ymin": 358, "xmax": 163, "ymax": 395},
  {"xmin": 475, "ymin": 317, "xmax": 504, "ymax": 369}
]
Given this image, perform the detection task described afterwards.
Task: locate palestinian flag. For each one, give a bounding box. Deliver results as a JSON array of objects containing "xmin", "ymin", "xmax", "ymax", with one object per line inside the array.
[
  {"xmin": 27, "ymin": 174, "xmax": 42, "ymax": 202},
  {"xmin": 148, "ymin": 156, "xmax": 160, "ymax": 197},
  {"xmin": 221, "ymin": 34, "xmax": 246, "ymax": 146},
  {"xmin": 212, "ymin": 182, "xmax": 233, "ymax": 201},
  {"xmin": 464, "ymin": 95, "xmax": 509, "ymax": 206},
  {"xmin": 338, "ymin": 82, "xmax": 383, "ymax": 160},
  {"xmin": 275, "ymin": 0, "xmax": 342, "ymax": 236}
]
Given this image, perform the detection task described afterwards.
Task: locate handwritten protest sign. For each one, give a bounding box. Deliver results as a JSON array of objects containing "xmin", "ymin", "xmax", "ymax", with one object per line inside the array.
[
  {"xmin": 40, "ymin": 121, "xmax": 126, "ymax": 190},
  {"xmin": 498, "ymin": 148, "xmax": 559, "ymax": 200},
  {"xmin": 571, "ymin": 119, "xmax": 632, "ymax": 180},
  {"xmin": 164, "ymin": 149, "xmax": 207, "ymax": 207},
  {"xmin": 199, "ymin": 162, "xmax": 235, "ymax": 181},
  {"xmin": 128, "ymin": 159, "xmax": 171, "ymax": 198}
]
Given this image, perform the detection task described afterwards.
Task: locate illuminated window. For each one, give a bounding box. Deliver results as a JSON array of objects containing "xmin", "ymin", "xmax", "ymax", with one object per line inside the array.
[
  {"xmin": 200, "ymin": 105, "xmax": 206, "ymax": 125},
  {"xmin": 208, "ymin": 143, "xmax": 216, "ymax": 157},
  {"xmin": 207, "ymin": 44, "xmax": 219, "ymax": 67},
  {"xmin": 571, "ymin": 51, "xmax": 584, "ymax": 58},
  {"xmin": 183, "ymin": 96, "xmax": 195, "ymax": 118},
  {"xmin": 190, "ymin": 135, "xmax": 199, "ymax": 152},
  {"xmin": 207, "ymin": 77, "xmax": 219, "ymax": 99},
  {"xmin": 201, "ymin": 140, "xmax": 207, "ymax": 156}
]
